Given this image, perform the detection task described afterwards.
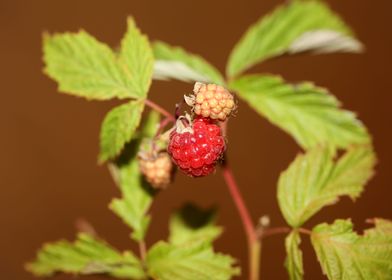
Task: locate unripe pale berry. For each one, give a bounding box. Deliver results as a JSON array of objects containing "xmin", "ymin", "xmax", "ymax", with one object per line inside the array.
[
  {"xmin": 139, "ymin": 152, "xmax": 173, "ymax": 189},
  {"xmin": 168, "ymin": 117, "xmax": 226, "ymax": 177},
  {"xmin": 186, "ymin": 82, "xmax": 235, "ymax": 121}
]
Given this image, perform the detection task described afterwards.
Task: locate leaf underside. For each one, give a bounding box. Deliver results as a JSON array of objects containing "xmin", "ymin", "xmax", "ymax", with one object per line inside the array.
[
  {"xmin": 227, "ymin": 0, "xmax": 362, "ymax": 77},
  {"xmin": 153, "ymin": 41, "xmax": 225, "ymax": 85}
]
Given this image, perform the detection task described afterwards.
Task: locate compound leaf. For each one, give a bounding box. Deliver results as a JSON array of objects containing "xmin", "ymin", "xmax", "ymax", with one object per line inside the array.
[
  {"xmin": 285, "ymin": 231, "xmax": 304, "ymax": 280},
  {"xmin": 153, "ymin": 41, "xmax": 225, "ymax": 85},
  {"xmin": 311, "ymin": 219, "xmax": 392, "ymax": 280},
  {"xmin": 43, "ymin": 18, "xmax": 153, "ymax": 100},
  {"xmin": 26, "ymin": 233, "xmax": 145, "ymax": 279},
  {"xmin": 229, "ymin": 75, "xmax": 370, "ymax": 150},
  {"xmin": 169, "ymin": 203, "xmax": 223, "ymax": 246},
  {"xmin": 120, "ymin": 18, "xmax": 154, "ymax": 99},
  {"xmin": 146, "ymin": 241, "xmax": 239, "ymax": 280},
  {"xmin": 109, "ymin": 156, "xmax": 155, "ymax": 242},
  {"xmin": 227, "ymin": 0, "xmax": 363, "ymax": 77},
  {"xmin": 99, "ymin": 100, "xmax": 144, "ymax": 162},
  {"xmin": 278, "ymin": 145, "xmax": 375, "ymax": 227}
]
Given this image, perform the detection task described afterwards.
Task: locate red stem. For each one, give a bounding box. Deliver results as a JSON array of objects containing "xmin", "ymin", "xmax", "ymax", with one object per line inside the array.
[
  {"xmin": 222, "ymin": 164, "xmax": 257, "ymax": 242},
  {"xmin": 145, "ymin": 99, "xmax": 175, "ymax": 122},
  {"xmin": 154, "ymin": 117, "xmax": 172, "ymax": 139},
  {"xmin": 222, "ymin": 162, "xmax": 260, "ymax": 280},
  {"xmin": 139, "ymin": 240, "xmax": 147, "ymax": 261},
  {"xmin": 257, "ymin": 226, "xmax": 312, "ymax": 239}
]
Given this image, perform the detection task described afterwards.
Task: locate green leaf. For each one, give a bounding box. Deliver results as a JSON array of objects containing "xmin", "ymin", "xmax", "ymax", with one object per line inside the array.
[
  {"xmin": 153, "ymin": 41, "xmax": 225, "ymax": 85},
  {"xmin": 26, "ymin": 233, "xmax": 145, "ymax": 279},
  {"xmin": 227, "ymin": 0, "xmax": 363, "ymax": 77},
  {"xmin": 285, "ymin": 231, "xmax": 304, "ymax": 280},
  {"xmin": 146, "ymin": 241, "xmax": 239, "ymax": 280},
  {"xmin": 169, "ymin": 203, "xmax": 223, "ymax": 246},
  {"xmin": 278, "ymin": 145, "xmax": 376, "ymax": 227},
  {"xmin": 311, "ymin": 219, "xmax": 392, "ymax": 280},
  {"xmin": 229, "ymin": 75, "xmax": 370, "ymax": 150},
  {"xmin": 99, "ymin": 100, "xmax": 144, "ymax": 162},
  {"xmin": 43, "ymin": 18, "xmax": 152, "ymax": 100},
  {"xmin": 120, "ymin": 18, "xmax": 154, "ymax": 99},
  {"xmin": 109, "ymin": 156, "xmax": 155, "ymax": 242}
]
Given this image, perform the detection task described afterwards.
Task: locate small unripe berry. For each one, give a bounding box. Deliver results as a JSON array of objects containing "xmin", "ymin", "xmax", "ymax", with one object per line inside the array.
[
  {"xmin": 168, "ymin": 117, "xmax": 226, "ymax": 177},
  {"xmin": 186, "ymin": 82, "xmax": 235, "ymax": 121},
  {"xmin": 139, "ymin": 152, "xmax": 173, "ymax": 189}
]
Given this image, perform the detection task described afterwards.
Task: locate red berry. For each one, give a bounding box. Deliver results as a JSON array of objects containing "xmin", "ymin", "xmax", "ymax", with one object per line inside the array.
[{"xmin": 168, "ymin": 118, "xmax": 225, "ymax": 177}]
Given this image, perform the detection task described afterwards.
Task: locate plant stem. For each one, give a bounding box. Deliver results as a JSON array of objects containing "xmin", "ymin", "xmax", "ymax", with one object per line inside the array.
[
  {"xmin": 139, "ymin": 240, "xmax": 147, "ymax": 261},
  {"xmin": 257, "ymin": 227, "xmax": 291, "ymax": 239},
  {"xmin": 257, "ymin": 226, "xmax": 312, "ymax": 239},
  {"xmin": 145, "ymin": 99, "xmax": 175, "ymax": 122},
  {"xmin": 221, "ymin": 162, "xmax": 260, "ymax": 280},
  {"xmin": 154, "ymin": 117, "xmax": 173, "ymax": 139}
]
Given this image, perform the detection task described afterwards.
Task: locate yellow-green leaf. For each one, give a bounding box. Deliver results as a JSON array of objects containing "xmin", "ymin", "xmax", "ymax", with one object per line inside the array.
[
  {"xmin": 169, "ymin": 204, "xmax": 223, "ymax": 246},
  {"xmin": 109, "ymin": 157, "xmax": 155, "ymax": 242},
  {"xmin": 278, "ymin": 145, "xmax": 376, "ymax": 227},
  {"xmin": 229, "ymin": 75, "xmax": 370, "ymax": 150},
  {"xmin": 146, "ymin": 241, "xmax": 239, "ymax": 280},
  {"xmin": 26, "ymin": 233, "xmax": 145, "ymax": 279},
  {"xmin": 227, "ymin": 0, "xmax": 363, "ymax": 77},
  {"xmin": 120, "ymin": 18, "xmax": 154, "ymax": 98},
  {"xmin": 99, "ymin": 101, "xmax": 144, "ymax": 162},
  {"xmin": 311, "ymin": 219, "xmax": 392, "ymax": 279},
  {"xmin": 153, "ymin": 41, "xmax": 225, "ymax": 85},
  {"xmin": 285, "ymin": 231, "xmax": 304, "ymax": 280},
  {"xmin": 43, "ymin": 18, "xmax": 153, "ymax": 100}
]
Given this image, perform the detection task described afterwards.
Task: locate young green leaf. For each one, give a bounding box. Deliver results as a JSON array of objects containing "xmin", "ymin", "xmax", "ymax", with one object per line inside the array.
[
  {"xmin": 26, "ymin": 233, "xmax": 145, "ymax": 279},
  {"xmin": 278, "ymin": 145, "xmax": 376, "ymax": 227},
  {"xmin": 43, "ymin": 18, "xmax": 152, "ymax": 100},
  {"xmin": 226, "ymin": 0, "xmax": 363, "ymax": 77},
  {"xmin": 229, "ymin": 75, "xmax": 370, "ymax": 150},
  {"xmin": 109, "ymin": 157, "xmax": 155, "ymax": 242},
  {"xmin": 285, "ymin": 231, "xmax": 304, "ymax": 280},
  {"xmin": 120, "ymin": 18, "xmax": 154, "ymax": 99},
  {"xmin": 153, "ymin": 41, "xmax": 225, "ymax": 85},
  {"xmin": 146, "ymin": 241, "xmax": 240, "ymax": 280},
  {"xmin": 99, "ymin": 100, "xmax": 144, "ymax": 162},
  {"xmin": 311, "ymin": 219, "xmax": 392, "ymax": 279},
  {"xmin": 43, "ymin": 31, "xmax": 130, "ymax": 100},
  {"xmin": 169, "ymin": 203, "xmax": 223, "ymax": 246}
]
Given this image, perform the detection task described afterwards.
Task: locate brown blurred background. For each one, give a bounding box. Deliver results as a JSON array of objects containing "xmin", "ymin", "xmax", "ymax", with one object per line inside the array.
[{"xmin": 1, "ymin": 0, "xmax": 391, "ymax": 279}]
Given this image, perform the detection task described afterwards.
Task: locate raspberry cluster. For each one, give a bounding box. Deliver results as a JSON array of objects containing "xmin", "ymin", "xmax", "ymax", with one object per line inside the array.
[
  {"xmin": 168, "ymin": 117, "xmax": 225, "ymax": 177},
  {"xmin": 139, "ymin": 152, "xmax": 173, "ymax": 189},
  {"xmin": 189, "ymin": 82, "xmax": 235, "ymax": 121}
]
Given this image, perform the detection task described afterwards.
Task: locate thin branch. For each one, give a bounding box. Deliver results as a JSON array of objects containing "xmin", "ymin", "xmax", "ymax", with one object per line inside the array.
[
  {"xmin": 139, "ymin": 240, "xmax": 147, "ymax": 262},
  {"xmin": 145, "ymin": 99, "xmax": 175, "ymax": 122},
  {"xmin": 222, "ymin": 163, "xmax": 257, "ymax": 242},
  {"xmin": 257, "ymin": 226, "xmax": 312, "ymax": 239},
  {"xmin": 154, "ymin": 116, "xmax": 173, "ymax": 140},
  {"xmin": 257, "ymin": 227, "xmax": 291, "ymax": 239},
  {"xmin": 298, "ymin": 227, "xmax": 312, "ymax": 236},
  {"xmin": 221, "ymin": 161, "xmax": 260, "ymax": 280}
]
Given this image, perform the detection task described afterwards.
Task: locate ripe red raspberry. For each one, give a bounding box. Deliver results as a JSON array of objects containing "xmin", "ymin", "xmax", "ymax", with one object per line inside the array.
[
  {"xmin": 139, "ymin": 152, "xmax": 173, "ymax": 189},
  {"xmin": 185, "ymin": 82, "xmax": 235, "ymax": 121},
  {"xmin": 168, "ymin": 117, "xmax": 226, "ymax": 177}
]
